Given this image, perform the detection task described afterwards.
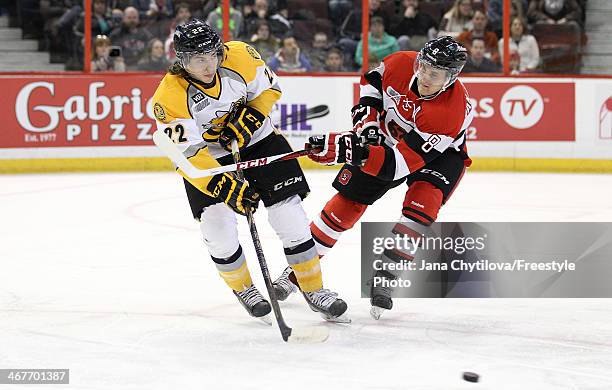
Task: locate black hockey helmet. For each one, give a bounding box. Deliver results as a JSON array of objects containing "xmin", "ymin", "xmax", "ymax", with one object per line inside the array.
[
  {"xmin": 174, "ymin": 19, "xmax": 224, "ymax": 67},
  {"xmin": 415, "ymin": 36, "xmax": 467, "ymax": 93}
]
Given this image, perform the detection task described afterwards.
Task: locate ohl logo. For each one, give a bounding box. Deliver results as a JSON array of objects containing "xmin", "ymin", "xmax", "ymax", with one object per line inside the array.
[
  {"xmin": 500, "ymin": 85, "xmax": 545, "ymax": 129},
  {"xmin": 278, "ymin": 103, "xmax": 312, "ymax": 131}
]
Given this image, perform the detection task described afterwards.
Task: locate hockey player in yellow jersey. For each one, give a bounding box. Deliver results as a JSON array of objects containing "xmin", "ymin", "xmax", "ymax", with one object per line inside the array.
[{"xmin": 151, "ymin": 20, "xmax": 348, "ymax": 322}]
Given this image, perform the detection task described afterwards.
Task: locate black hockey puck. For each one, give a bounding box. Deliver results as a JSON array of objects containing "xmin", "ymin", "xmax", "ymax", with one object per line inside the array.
[{"xmin": 462, "ymin": 372, "xmax": 480, "ymax": 383}]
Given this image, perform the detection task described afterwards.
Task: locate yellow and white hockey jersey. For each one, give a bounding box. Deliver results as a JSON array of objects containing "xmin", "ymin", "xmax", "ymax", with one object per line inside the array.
[{"xmin": 151, "ymin": 41, "xmax": 282, "ymax": 195}]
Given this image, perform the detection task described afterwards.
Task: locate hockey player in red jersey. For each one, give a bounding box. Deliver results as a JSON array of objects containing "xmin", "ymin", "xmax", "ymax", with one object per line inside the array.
[{"xmin": 272, "ymin": 36, "xmax": 473, "ymax": 319}]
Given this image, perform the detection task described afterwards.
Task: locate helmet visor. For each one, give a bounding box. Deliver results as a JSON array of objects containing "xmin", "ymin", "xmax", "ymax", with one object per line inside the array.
[
  {"xmin": 181, "ymin": 52, "xmax": 219, "ymax": 76},
  {"xmin": 414, "ymin": 56, "xmax": 451, "ymax": 89}
]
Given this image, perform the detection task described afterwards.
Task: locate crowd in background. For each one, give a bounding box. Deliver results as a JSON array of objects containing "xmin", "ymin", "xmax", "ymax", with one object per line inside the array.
[{"xmin": 9, "ymin": 0, "xmax": 589, "ymax": 73}]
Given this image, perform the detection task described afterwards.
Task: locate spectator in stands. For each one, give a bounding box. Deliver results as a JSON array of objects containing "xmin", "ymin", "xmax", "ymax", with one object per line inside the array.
[
  {"xmin": 91, "ymin": 34, "xmax": 126, "ymax": 72},
  {"xmin": 106, "ymin": 1, "xmax": 127, "ymax": 35},
  {"xmin": 268, "ymin": 35, "xmax": 312, "ymax": 72},
  {"xmin": 498, "ymin": 16, "xmax": 540, "ymax": 72},
  {"xmin": 164, "ymin": 3, "xmax": 192, "ymax": 61},
  {"xmin": 462, "ymin": 37, "xmax": 499, "ymax": 72},
  {"xmin": 274, "ymin": 0, "xmax": 290, "ymax": 20},
  {"xmin": 140, "ymin": 0, "xmax": 176, "ymax": 38},
  {"xmin": 131, "ymin": 0, "xmax": 173, "ymax": 21},
  {"xmin": 111, "ymin": 8, "xmax": 124, "ymax": 26},
  {"xmin": 74, "ymin": 0, "xmax": 113, "ymax": 38},
  {"xmin": 207, "ymin": 4, "xmax": 244, "ymax": 39},
  {"xmin": 323, "ymin": 47, "xmax": 347, "ymax": 72},
  {"xmin": 487, "ymin": 0, "xmax": 526, "ymax": 37},
  {"xmin": 180, "ymin": 0, "xmax": 215, "ymax": 20},
  {"xmin": 43, "ymin": 0, "xmax": 81, "ymax": 62},
  {"xmin": 243, "ymin": 0, "xmax": 291, "ymax": 39},
  {"xmin": 355, "ymin": 16, "xmax": 399, "ymax": 67},
  {"xmin": 438, "ymin": 0, "xmax": 474, "ymax": 38},
  {"xmin": 110, "ymin": 6, "xmax": 153, "ymax": 68},
  {"xmin": 304, "ymin": 32, "xmax": 330, "ymax": 72},
  {"xmin": 19, "ymin": 0, "xmax": 43, "ymax": 39},
  {"xmin": 152, "ymin": 0, "xmax": 175, "ymax": 18},
  {"xmin": 71, "ymin": 0, "xmax": 115, "ymax": 69},
  {"xmin": 250, "ymin": 21, "xmax": 280, "ymax": 61},
  {"xmin": 329, "ymin": 0, "xmax": 353, "ymax": 26},
  {"xmin": 137, "ymin": 38, "xmax": 171, "ymax": 71},
  {"xmin": 338, "ymin": 0, "xmax": 394, "ymax": 69},
  {"xmin": 109, "ymin": 0, "xmax": 132, "ymax": 10},
  {"xmin": 390, "ymin": 0, "xmax": 438, "ymax": 51},
  {"xmin": 509, "ymin": 51, "xmax": 521, "ymax": 74},
  {"xmin": 527, "ymin": 0, "xmax": 582, "ymax": 27},
  {"xmin": 456, "ymin": 10, "xmax": 499, "ymax": 63},
  {"xmin": 340, "ymin": 0, "xmax": 394, "ymax": 41}
]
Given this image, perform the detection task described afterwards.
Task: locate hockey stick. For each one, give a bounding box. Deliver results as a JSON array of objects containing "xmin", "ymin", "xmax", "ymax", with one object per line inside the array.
[
  {"xmin": 230, "ymin": 139, "xmax": 330, "ymax": 344},
  {"xmin": 153, "ymin": 130, "xmax": 319, "ymax": 178}
]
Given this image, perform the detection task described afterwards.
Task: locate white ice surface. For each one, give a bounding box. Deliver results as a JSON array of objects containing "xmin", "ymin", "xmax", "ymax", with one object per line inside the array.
[{"xmin": 1, "ymin": 171, "xmax": 611, "ymax": 389}]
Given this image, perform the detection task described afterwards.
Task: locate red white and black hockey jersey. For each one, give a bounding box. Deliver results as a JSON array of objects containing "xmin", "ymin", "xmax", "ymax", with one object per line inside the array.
[{"xmin": 359, "ymin": 51, "xmax": 474, "ymax": 181}]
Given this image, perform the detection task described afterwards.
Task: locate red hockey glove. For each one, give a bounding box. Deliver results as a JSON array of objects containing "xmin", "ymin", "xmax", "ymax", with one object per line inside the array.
[{"xmin": 306, "ymin": 132, "xmax": 369, "ymax": 166}]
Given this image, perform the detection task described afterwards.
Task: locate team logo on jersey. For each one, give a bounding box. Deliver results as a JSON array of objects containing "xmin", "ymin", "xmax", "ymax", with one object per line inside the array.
[
  {"xmin": 192, "ymin": 92, "xmax": 210, "ymax": 112},
  {"xmin": 387, "ymin": 86, "xmax": 420, "ymax": 121},
  {"xmin": 338, "ymin": 169, "xmax": 352, "ymax": 185},
  {"xmin": 192, "ymin": 92, "xmax": 205, "ymax": 103},
  {"xmin": 386, "ymin": 86, "xmax": 405, "ymax": 106},
  {"xmin": 245, "ymin": 45, "xmax": 261, "ymax": 60},
  {"xmin": 154, "ymin": 103, "xmax": 166, "ymax": 122}
]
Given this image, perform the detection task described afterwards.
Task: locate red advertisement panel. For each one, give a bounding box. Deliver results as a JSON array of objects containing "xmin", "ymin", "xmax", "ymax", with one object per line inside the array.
[
  {"xmin": 2, "ymin": 76, "xmax": 575, "ymax": 149},
  {"xmin": 0, "ymin": 75, "xmax": 162, "ymax": 148},
  {"xmin": 463, "ymin": 82, "xmax": 575, "ymax": 141}
]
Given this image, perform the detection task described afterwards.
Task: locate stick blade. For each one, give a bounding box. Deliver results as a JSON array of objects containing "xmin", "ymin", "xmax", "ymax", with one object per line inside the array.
[
  {"xmin": 307, "ymin": 104, "xmax": 330, "ymax": 120},
  {"xmin": 285, "ymin": 326, "xmax": 330, "ymax": 344}
]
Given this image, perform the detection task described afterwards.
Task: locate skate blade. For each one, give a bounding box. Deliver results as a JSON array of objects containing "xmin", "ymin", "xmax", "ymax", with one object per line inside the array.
[
  {"xmin": 257, "ymin": 314, "xmax": 273, "ymax": 326},
  {"xmin": 286, "ymin": 326, "xmax": 330, "ymax": 343},
  {"xmin": 370, "ymin": 306, "xmax": 386, "ymax": 320},
  {"xmin": 320, "ymin": 313, "xmax": 352, "ymax": 324}
]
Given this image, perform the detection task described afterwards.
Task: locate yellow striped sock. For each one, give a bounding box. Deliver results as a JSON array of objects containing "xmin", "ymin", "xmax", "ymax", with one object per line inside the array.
[
  {"xmin": 291, "ymin": 256, "xmax": 323, "ymax": 292},
  {"xmin": 218, "ymin": 262, "xmax": 253, "ymax": 292}
]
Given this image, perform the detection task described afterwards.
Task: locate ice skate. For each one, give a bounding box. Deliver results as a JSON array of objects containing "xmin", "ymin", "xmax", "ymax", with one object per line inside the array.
[
  {"xmin": 233, "ymin": 285, "xmax": 272, "ymax": 325},
  {"xmin": 302, "ymin": 288, "xmax": 351, "ymax": 323},
  {"xmin": 272, "ymin": 266, "xmax": 298, "ymax": 301},
  {"xmin": 369, "ymin": 270, "xmax": 396, "ymax": 320}
]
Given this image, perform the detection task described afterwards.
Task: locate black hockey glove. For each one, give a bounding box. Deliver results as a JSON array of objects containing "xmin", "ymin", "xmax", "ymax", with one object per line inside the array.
[
  {"xmin": 360, "ymin": 126, "xmax": 385, "ymax": 146},
  {"xmin": 206, "ymin": 172, "xmax": 260, "ymax": 215},
  {"xmin": 307, "ymin": 132, "xmax": 369, "ymax": 166},
  {"xmin": 351, "ymin": 103, "xmax": 384, "ymax": 145},
  {"xmin": 219, "ymin": 104, "xmax": 266, "ymax": 151}
]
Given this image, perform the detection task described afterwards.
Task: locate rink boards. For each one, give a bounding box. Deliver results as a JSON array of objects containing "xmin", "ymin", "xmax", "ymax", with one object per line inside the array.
[{"xmin": 0, "ymin": 74, "xmax": 611, "ymax": 173}]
